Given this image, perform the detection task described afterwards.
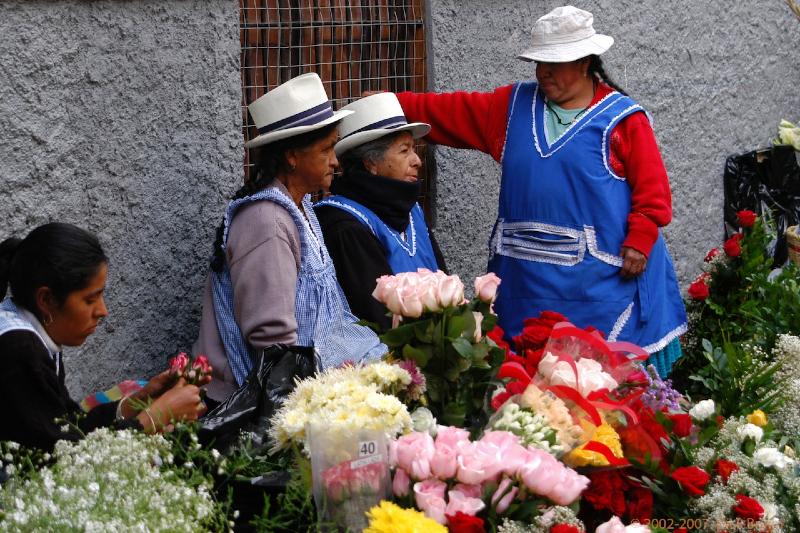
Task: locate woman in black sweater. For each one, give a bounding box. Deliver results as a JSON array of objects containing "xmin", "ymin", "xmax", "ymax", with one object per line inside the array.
[
  {"xmin": 0, "ymin": 223, "xmax": 205, "ymax": 451},
  {"xmin": 315, "ymin": 92, "xmax": 447, "ymax": 329}
]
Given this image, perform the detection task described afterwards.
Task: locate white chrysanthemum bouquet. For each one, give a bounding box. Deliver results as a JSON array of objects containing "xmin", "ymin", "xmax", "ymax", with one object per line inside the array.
[{"xmin": 269, "ymin": 362, "xmax": 413, "ymax": 454}]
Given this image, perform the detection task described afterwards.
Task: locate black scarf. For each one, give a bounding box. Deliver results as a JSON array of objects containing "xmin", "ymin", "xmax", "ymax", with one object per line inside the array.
[{"xmin": 329, "ymin": 167, "xmax": 421, "ymax": 232}]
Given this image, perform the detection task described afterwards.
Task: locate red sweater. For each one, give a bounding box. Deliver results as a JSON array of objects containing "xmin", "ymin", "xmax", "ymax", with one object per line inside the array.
[{"xmin": 397, "ymin": 84, "xmax": 672, "ymax": 256}]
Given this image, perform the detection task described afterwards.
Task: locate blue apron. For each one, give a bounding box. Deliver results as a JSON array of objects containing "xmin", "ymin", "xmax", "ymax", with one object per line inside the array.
[
  {"xmin": 211, "ymin": 187, "xmax": 387, "ymax": 385},
  {"xmin": 488, "ymin": 82, "xmax": 687, "ymax": 353},
  {"xmin": 315, "ymin": 197, "xmax": 439, "ymax": 273}
]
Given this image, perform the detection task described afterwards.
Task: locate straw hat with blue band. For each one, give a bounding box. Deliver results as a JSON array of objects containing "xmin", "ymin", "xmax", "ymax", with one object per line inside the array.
[
  {"xmin": 334, "ymin": 92, "xmax": 431, "ymax": 156},
  {"xmin": 245, "ymin": 72, "xmax": 353, "ymax": 149}
]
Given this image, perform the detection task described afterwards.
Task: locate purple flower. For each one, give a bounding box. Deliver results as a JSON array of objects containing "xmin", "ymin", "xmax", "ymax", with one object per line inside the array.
[{"xmin": 641, "ymin": 365, "xmax": 682, "ymax": 411}]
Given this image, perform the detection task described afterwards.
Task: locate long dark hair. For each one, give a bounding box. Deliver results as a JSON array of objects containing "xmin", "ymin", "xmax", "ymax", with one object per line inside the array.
[
  {"xmin": 0, "ymin": 223, "xmax": 107, "ymax": 318},
  {"xmin": 209, "ymin": 122, "xmax": 338, "ymax": 272},
  {"xmin": 588, "ymin": 55, "xmax": 628, "ymax": 96}
]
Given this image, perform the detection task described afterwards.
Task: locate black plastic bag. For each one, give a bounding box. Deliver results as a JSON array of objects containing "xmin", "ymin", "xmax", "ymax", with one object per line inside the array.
[
  {"xmin": 723, "ymin": 145, "xmax": 800, "ymax": 265},
  {"xmin": 199, "ymin": 344, "xmax": 318, "ymax": 449}
]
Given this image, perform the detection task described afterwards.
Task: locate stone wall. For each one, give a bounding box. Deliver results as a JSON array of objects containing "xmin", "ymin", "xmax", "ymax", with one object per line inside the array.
[{"xmin": 0, "ymin": 1, "xmax": 242, "ymax": 396}]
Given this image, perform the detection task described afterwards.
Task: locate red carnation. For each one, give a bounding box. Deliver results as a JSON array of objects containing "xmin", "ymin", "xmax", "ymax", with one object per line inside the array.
[
  {"xmin": 714, "ymin": 459, "xmax": 739, "ymax": 484},
  {"xmin": 551, "ymin": 525, "xmax": 582, "ymax": 533},
  {"xmin": 668, "ymin": 413, "xmax": 693, "ymax": 438},
  {"xmin": 732, "ymin": 232, "xmax": 744, "ymax": 242},
  {"xmin": 736, "ymin": 210, "xmax": 757, "ymax": 228},
  {"xmin": 688, "ymin": 278, "xmax": 710, "ymax": 301},
  {"xmin": 487, "ymin": 325, "xmax": 511, "ymax": 353},
  {"xmin": 673, "ymin": 529, "xmax": 689, "ymax": 533},
  {"xmin": 723, "ymin": 236, "xmax": 742, "ymax": 257},
  {"xmin": 704, "ymin": 247, "xmax": 720, "ymax": 262},
  {"xmin": 626, "ymin": 486, "xmax": 653, "ymax": 522},
  {"xmin": 583, "ymin": 470, "xmax": 629, "ymax": 516},
  {"xmin": 514, "ymin": 324, "xmax": 553, "ymax": 351},
  {"xmin": 523, "ymin": 348, "xmax": 545, "ymax": 372},
  {"xmin": 732, "ymin": 494, "xmax": 764, "ymax": 521},
  {"xmin": 670, "ymin": 466, "xmax": 710, "ymax": 497},
  {"xmin": 446, "ymin": 512, "xmax": 485, "ymax": 533},
  {"xmin": 537, "ymin": 310, "xmax": 568, "ymax": 327}
]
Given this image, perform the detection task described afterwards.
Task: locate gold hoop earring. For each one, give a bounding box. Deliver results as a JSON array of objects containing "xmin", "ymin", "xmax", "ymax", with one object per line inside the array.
[
  {"xmin": 43, "ymin": 313, "xmax": 54, "ymax": 326},
  {"xmin": 289, "ymin": 164, "xmax": 296, "ymax": 173}
]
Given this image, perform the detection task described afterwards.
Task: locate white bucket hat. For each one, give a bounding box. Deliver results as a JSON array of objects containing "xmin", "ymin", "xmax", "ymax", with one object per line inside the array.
[
  {"xmin": 334, "ymin": 92, "xmax": 431, "ymax": 156},
  {"xmin": 517, "ymin": 5, "xmax": 614, "ymax": 63},
  {"xmin": 245, "ymin": 73, "xmax": 352, "ymax": 149}
]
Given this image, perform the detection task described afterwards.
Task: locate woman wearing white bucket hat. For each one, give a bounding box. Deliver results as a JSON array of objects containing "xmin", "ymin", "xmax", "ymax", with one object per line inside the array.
[
  {"xmin": 396, "ymin": 6, "xmax": 687, "ymax": 375},
  {"xmin": 314, "ymin": 92, "xmax": 447, "ymax": 328},
  {"xmin": 194, "ymin": 73, "xmax": 386, "ymax": 404}
]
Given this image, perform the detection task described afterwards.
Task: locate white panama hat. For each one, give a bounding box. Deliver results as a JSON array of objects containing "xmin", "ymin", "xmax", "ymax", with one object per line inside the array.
[
  {"xmin": 245, "ymin": 72, "xmax": 353, "ymax": 149},
  {"xmin": 334, "ymin": 92, "xmax": 431, "ymax": 156},
  {"xmin": 517, "ymin": 5, "xmax": 614, "ymax": 63}
]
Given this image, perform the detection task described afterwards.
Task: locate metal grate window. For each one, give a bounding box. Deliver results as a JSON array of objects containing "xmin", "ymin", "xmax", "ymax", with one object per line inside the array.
[{"xmin": 239, "ymin": 0, "xmax": 433, "ymax": 211}]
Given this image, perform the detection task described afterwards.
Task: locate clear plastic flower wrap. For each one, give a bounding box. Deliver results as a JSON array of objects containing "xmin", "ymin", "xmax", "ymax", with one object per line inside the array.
[{"xmin": 307, "ymin": 423, "xmax": 390, "ymax": 531}]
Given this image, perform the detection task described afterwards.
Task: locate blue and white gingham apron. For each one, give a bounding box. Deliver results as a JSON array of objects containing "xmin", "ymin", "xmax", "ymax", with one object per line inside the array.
[{"xmin": 211, "ymin": 186, "xmax": 387, "ymax": 385}]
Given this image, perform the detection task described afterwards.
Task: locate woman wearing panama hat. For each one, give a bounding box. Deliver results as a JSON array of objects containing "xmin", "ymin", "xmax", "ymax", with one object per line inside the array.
[
  {"xmin": 315, "ymin": 92, "xmax": 447, "ymax": 328},
  {"xmin": 194, "ymin": 73, "xmax": 386, "ymax": 404},
  {"xmin": 395, "ymin": 6, "xmax": 687, "ymax": 375}
]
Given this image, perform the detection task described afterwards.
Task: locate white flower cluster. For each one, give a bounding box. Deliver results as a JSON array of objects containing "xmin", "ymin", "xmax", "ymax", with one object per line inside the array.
[
  {"xmin": 538, "ymin": 352, "xmax": 619, "ymax": 397},
  {"xmin": 409, "ymin": 406, "xmax": 437, "ymax": 435},
  {"xmin": 488, "ymin": 402, "xmax": 562, "ymax": 456},
  {"xmin": 498, "ymin": 505, "xmax": 583, "ymax": 532},
  {"xmin": 0, "ymin": 428, "xmax": 218, "ymax": 532},
  {"xmin": 770, "ymin": 335, "xmax": 800, "ymax": 435},
  {"xmin": 689, "ymin": 417, "xmax": 800, "ymax": 532},
  {"xmin": 689, "ymin": 399, "xmax": 716, "ymax": 421},
  {"xmin": 269, "ymin": 362, "xmax": 413, "ymax": 454}
]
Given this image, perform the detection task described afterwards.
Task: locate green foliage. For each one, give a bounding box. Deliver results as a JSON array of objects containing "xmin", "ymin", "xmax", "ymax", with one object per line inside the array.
[
  {"xmin": 379, "ymin": 299, "xmax": 504, "ymax": 432},
  {"xmin": 687, "ymin": 339, "xmax": 787, "ymax": 417},
  {"xmin": 675, "ymin": 215, "xmax": 800, "ymax": 395},
  {"xmin": 249, "ymin": 467, "xmax": 325, "ymax": 532}
]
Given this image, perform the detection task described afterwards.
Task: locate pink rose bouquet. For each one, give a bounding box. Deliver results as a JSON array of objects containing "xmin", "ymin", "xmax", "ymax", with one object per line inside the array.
[
  {"xmin": 391, "ymin": 427, "xmax": 589, "ymax": 526},
  {"xmin": 371, "ymin": 269, "xmax": 507, "ymax": 430}
]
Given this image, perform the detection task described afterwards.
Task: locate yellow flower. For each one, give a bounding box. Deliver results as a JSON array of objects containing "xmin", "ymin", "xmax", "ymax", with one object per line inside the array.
[
  {"xmin": 746, "ymin": 409, "xmax": 768, "ymax": 427},
  {"xmin": 364, "ymin": 501, "xmax": 447, "ymax": 533},
  {"xmin": 564, "ymin": 422, "xmax": 624, "ymax": 467}
]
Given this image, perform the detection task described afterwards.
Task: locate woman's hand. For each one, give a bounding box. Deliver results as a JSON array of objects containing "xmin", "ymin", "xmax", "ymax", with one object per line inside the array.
[
  {"xmin": 137, "ymin": 379, "xmax": 207, "ymax": 433},
  {"xmin": 619, "ymin": 246, "xmax": 647, "ymax": 278},
  {"xmin": 142, "ymin": 370, "xmax": 175, "ymax": 398},
  {"xmin": 118, "ymin": 370, "xmax": 176, "ymax": 419}
]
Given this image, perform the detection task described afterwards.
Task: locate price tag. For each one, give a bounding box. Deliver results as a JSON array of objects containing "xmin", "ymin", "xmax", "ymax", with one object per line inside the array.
[{"xmin": 358, "ymin": 440, "xmax": 378, "ymax": 458}]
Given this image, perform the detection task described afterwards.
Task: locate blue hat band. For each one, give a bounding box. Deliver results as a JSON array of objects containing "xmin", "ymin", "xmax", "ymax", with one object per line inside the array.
[
  {"xmin": 340, "ymin": 116, "xmax": 408, "ymax": 140},
  {"xmin": 257, "ymin": 101, "xmax": 334, "ymax": 135}
]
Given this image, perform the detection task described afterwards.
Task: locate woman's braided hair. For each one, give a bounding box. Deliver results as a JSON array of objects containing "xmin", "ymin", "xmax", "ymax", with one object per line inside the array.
[
  {"xmin": 588, "ymin": 55, "xmax": 628, "ymax": 96},
  {"xmin": 209, "ymin": 123, "xmax": 338, "ymax": 272}
]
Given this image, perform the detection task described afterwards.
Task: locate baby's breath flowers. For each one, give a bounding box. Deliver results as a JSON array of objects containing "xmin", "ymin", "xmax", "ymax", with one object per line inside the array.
[
  {"xmin": 0, "ymin": 428, "xmax": 227, "ymax": 532},
  {"xmin": 688, "ymin": 416, "xmax": 800, "ymax": 532},
  {"xmin": 269, "ymin": 362, "xmax": 413, "ymax": 454}
]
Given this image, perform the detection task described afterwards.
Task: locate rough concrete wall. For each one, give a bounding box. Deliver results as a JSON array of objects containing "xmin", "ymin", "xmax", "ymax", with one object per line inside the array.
[
  {"xmin": 0, "ymin": 1, "xmax": 242, "ymax": 397},
  {"xmin": 427, "ymin": 0, "xmax": 800, "ymax": 289}
]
